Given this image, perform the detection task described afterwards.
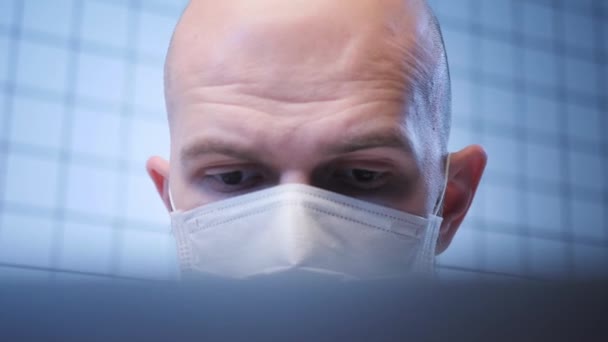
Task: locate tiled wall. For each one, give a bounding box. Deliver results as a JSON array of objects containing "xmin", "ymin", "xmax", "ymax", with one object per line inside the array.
[
  {"xmin": 0, "ymin": 0, "xmax": 606, "ymax": 282},
  {"xmin": 0, "ymin": 0, "xmax": 183, "ymax": 282},
  {"xmin": 432, "ymin": 0, "xmax": 607, "ymax": 280}
]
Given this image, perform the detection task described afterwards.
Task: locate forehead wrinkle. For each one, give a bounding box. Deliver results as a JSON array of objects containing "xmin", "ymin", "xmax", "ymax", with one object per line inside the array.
[
  {"xmin": 379, "ymin": 6, "xmax": 440, "ymax": 95},
  {"xmin": 166, "ymin": 0, "xmax": 449, "ymax": 152}
]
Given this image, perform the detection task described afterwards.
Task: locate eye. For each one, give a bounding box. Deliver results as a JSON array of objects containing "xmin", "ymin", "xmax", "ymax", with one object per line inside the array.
[
  {"xmin": 349, "ymin": 169, "xmax": 382, "ymax": 183},
  {"xmin": 332, "ymin": 167, "xmax": 389, "ymax": 190},
  {"xmin": 203, "ymin": 168, "xmax": 266, "ymax": 193},
  {"xmin": 217, "ymin": 171, "xmax": 245, "ymax": 185}
]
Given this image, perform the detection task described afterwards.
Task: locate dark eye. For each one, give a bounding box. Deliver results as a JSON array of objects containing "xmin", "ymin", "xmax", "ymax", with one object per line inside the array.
[
  {"xmin": 350, "ymin": 169, "xmax": 381, "ymax": 183},
  {"xmin": 204, "ymin": 169, "xmax": 266, "ymax": 193},
  {"xmin": 331, "ymin": 167, "xmax": 388, "ymax": 191},
  {"xmin": 219, "ymin": 171, "xmax": 244, "ymax": 185}
]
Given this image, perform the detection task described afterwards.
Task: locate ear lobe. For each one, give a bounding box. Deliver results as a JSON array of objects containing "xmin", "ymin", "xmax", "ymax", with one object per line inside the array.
[
  {"xmin": 146, "ymin": 156, "xmax": 172, "ymax": 212},
  {"xmin": 435, "ymin": 145, "xmax": 487, "ymax": 254}
]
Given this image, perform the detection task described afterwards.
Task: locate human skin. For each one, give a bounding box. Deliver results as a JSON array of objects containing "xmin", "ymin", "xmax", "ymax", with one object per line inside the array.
[{"xmin": 147, "ymin": 0, "xmax": 487, "ymax": 254}]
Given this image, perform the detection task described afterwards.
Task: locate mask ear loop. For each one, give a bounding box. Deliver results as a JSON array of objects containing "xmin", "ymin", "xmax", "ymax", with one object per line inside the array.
[
  {"xmin": 168, "ymin": 188, "xmax": 176, "ymax": 212},
  {"xmin": 432, "ymin": 153, "xmax": 451, "ymax": 217}
]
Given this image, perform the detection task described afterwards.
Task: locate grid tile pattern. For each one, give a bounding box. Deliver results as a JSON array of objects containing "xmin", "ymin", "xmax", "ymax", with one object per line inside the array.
[
  {"xmin": 433, "ymin": 0, "xmax": 608, "ymax": 280},
  {"xmin": 0, "ymin": 0, "xmax": 179, "ymax": 282},
  {"xmin": 0, "ymin": 0, "xmax": 606, "ymax": 282}
]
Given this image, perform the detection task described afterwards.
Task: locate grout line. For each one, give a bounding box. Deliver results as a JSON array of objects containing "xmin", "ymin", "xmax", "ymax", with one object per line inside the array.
[
  {"xmin": 48, "ymin": 0, "xmax": 85, "ymax": 282},
  {"xmin": 591, "ymin": 0, "xmax": 608, "ymax": 244},
  {"xmin": 552, "ymin": 0, "xmax": 576, "ymax": 278},
  {"xmin": 0, "ymin": 1, "xmax": 23, "ymax": 234},
  {"xmin": 511, "ymin": 0, "xmax": 532, "ymax": 277},
  {"xmin": 467, "ymin": 0, "xmax": 487, "ymax": 280},
  {"xmin": 0, "ymin": 261, "xmax": 175, "ymax": 283},
  {"xmin": 109, "ymin": 0, "xmax": 142, "ymax": 277}
]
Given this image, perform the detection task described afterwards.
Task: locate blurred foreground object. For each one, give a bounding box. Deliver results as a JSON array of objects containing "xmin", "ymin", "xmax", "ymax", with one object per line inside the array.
[{"xmin": 0, "ymin": 276, "xmax": 607, "ymax": 341}]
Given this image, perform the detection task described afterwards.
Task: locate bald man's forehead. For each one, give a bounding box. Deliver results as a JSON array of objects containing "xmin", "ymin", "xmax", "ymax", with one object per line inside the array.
[{"xmin": 166, "ymin": 0, "xmax": 436, "ymax": 94}]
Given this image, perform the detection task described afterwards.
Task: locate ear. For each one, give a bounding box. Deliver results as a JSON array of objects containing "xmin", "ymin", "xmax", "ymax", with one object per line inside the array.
[
  {"xmin": 435, "ymin": 145, "xmax": 487, "ymax": 254},
  {"xmin": 146, "ymin": 156, "xmax": 172, "ymax": 212}
]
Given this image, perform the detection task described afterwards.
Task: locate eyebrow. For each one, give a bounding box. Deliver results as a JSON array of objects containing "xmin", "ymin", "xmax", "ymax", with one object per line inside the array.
[
  {"xmin": 180, "ymin": 130, "xmax": 413, "ymax": 166},
  {"xmin": 181, "ymin": 139, "xmax": 263, "ymax": 166},
  {"xmin": 328, "ymin": 130, "xmax": 413, "ymax": 156}
]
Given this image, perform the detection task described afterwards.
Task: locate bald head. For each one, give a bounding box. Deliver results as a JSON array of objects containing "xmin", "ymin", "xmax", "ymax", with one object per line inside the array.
[
  {"xmin": 149, "ymin": 0, "xmax": 487, "ymax": 256},
  {"xmin": 165, "ymin": 0, "xmax": 450, "ymax": 150}
]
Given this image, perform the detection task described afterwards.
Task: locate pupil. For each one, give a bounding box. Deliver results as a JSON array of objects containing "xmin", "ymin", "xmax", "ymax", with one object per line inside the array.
[
  {"xmin": 352, "ymin": 169, "xmax": 376, "ymax": 182},
  {"xmin": 221, "ymin": 171, "xmax": 244, "ymax": 185}
]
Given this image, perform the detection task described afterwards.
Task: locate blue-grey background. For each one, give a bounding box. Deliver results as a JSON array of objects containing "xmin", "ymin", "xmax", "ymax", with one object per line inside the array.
[{"xmin": 0, "ymin": 0, "xmax": 606, "ymax": 282}]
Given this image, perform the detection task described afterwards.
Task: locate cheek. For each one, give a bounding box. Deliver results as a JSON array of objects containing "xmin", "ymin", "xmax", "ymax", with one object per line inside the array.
[
  {"xmin": 169, "ymin": 164, "xmax": 218, "ymax": 211},
  {"xmin": 404, "ymin": 179, "xmax": 432, "ymax": 217},
  {"xmin": 344, "ymin": 174, "xmax": 427, "ymax": 216},
  {"xmin": 389, "ymin": 175, "xmax": 429, "ymax": 217}
]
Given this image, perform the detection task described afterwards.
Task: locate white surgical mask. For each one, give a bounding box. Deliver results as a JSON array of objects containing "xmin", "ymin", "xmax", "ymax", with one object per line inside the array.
[{"xmin": 170, "ymin": 157, "xmax": 450, "ymax": 281}]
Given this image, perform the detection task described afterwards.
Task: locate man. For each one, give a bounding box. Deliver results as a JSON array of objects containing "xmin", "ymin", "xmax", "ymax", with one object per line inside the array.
[{"xmin": 146, "ymin": 0, "xmax": 486, "ymax": 279}]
